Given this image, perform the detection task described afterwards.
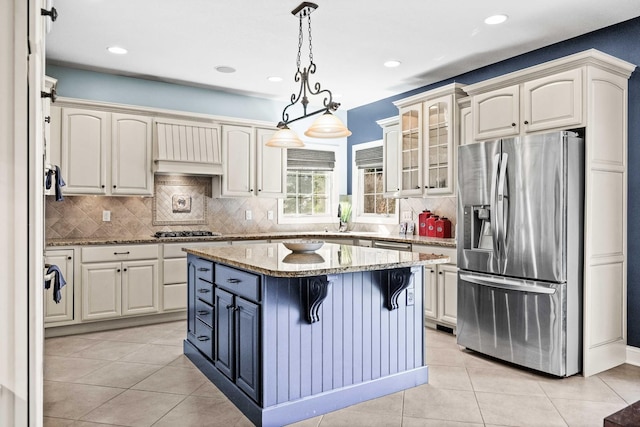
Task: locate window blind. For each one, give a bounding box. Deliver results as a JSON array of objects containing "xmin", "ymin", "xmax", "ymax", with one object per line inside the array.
[
  {"xmin": 354, "ymin": 146, "xmax": 383, "ymax": 169},
  {"xmin": 287, "ymin": 149, "xmax": 336, "ymax": 171}
]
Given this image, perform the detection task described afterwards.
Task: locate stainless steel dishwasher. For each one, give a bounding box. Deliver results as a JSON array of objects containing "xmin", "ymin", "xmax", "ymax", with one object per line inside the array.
[{"xmin": 371, "ymin": 240, "xmax": 412, "ymax": 251}]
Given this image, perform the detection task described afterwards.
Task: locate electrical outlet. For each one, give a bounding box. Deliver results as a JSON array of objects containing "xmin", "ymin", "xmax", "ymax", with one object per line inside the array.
[
  {"xmin": 267, "ymin": 210, "xmax": 274, "ymax": 220},
  {"xmin": 406, "ymin": 289, "xmax": 415, "ymax": 306},
  {"xmin": 402, "ymin": 211, "xmax": 412, "ymax": 221},
  {"xmin": 245, "ymin": 210, "xmax": 252, "ymax": 220},
  {"xmin": 102, "ymin": 210, "xmax": 111, "ymax": 222}
]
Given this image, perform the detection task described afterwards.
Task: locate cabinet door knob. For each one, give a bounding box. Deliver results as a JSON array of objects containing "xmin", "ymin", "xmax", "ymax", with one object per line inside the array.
[
  {"xmin": 113, "ymin": 185, "xmax": 117, "ymax": 189},
  {"xmin": 226, "ymin": 304, "xmax": 235, "ymax": 309},
  {"xmin": 123, "ymin": 268, "xmax": 127, "ymax": 272},
  {"xmin": 44, "ymin": 116, "xmax": 51, "ymax": 123},
  {"xmin": 67, "ymin": 256, "xmax": 72, "ymax": 260},
  {"xmin": 524, "ymin": 120, "xmax": 529, "ymax": 125},
  {"xmin": 249, "ymin": 189, "xmax": 254, "ymax": 192},
  {"xmin": 117, "ymin": 268, "xmax": 121, "ymax": 273},
  {"xmin": 439, "ymin": 271, "xmax": 443, "ymax": 275},
  {"xmin": 258, "ymin": 189, "xmax": 262, "ymax": 192},
  {"xmin": 41, "ymin": 7, "xmax": 58, "ymax": 21},
  {"xmin": 511, "ymin": 123, "xmax": 516, "ymax": 127},
  {"xmin": 101, "ymin": 185, "xmax": 105, "ymax": 188},
  {"xmin": 415, "ymin": 185, "xmax": 420, "ymax": 189}
]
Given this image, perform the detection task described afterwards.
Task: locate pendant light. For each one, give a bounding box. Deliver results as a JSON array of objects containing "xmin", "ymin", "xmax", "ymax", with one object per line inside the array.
[{"xmin": 266, "ymin": 2, "xmax": 351, "ymax": 148}]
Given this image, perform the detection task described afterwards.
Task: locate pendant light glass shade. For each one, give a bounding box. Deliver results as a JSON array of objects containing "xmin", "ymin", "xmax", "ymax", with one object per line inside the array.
[
  {"xmin": 304, "ymin": 112, "xmax": 352, "ymax": 138},
  {"xmin": 265, "ymin": 126, "xmax": 305, "ymax": 147}
]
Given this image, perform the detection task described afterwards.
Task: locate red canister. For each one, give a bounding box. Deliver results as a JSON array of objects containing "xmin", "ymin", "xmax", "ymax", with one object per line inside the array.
[
  {"xmin": 427, "ymin": 215, "xmax": 439, "ymax": 237},
  {"xmin": 418, "ymin": 210, "xmax": 432, "ymax": 236},
  {"xmin": 435, "ymin": 217, "xmax": 452, "ymax": 238}
]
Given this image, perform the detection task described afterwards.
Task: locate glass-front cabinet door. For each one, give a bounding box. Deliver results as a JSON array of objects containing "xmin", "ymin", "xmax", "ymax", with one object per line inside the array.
[
  {"xmin": 399, "ymin": 105, "xmax": 423, "ymax": 196},
  {"xmin": 424, "ymin": 94, "xmax": 454, "ymax": 195}
]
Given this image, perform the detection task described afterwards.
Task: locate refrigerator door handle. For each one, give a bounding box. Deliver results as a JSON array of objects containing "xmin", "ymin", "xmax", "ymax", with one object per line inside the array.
[
  {"xmin": 459, "ymin": 272, "xmax": 557, "ymax": 295},
  {"xmin": 497, "ymin": 153, "xmax": 509, "ymax": 252},
  {"xmin": 491, "ymin": 153, "xmax": 501, "ymax": 259}
]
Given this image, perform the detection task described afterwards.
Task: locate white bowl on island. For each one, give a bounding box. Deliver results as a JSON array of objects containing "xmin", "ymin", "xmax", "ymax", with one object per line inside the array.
[{"xmin": 282, "ymin": 240, "xmax": 324, "ymax": 253}]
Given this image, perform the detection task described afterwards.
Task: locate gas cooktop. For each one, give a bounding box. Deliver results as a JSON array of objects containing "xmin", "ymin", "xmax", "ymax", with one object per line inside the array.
[{"xmin": 153, "ymin": 230, "xmax": 221, "ymax": 238}]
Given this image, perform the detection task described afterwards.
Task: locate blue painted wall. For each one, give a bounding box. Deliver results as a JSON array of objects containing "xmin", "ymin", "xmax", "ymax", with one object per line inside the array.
[
  {"xmin": 347, "ymin": 17, "xmax": 640, "ymax": 348},
  {"xmin": 47, "ymin": 65, "xmax": 287, "ymax": 123}
]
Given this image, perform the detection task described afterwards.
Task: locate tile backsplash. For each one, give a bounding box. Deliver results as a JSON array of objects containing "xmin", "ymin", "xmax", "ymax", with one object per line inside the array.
[{"xmin": 45, "ymin": 176, "xmax": 457, "ymax": 239}]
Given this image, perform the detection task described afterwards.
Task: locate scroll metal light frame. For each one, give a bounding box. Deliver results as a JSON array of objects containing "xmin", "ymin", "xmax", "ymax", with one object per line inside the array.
[{"xmin": 267, "ymin": 2, "xmax": 350, "ymax": 147}]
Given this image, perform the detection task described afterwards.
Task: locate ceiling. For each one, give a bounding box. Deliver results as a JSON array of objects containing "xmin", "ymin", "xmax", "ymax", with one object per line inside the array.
[{"xmin": 45, "ymin": 0, "xmax": 640, "ymax": 110}]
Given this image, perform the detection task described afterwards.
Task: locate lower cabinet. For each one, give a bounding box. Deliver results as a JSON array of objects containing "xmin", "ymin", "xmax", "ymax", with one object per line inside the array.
[
  {"xmin": 187, "ymin": 254, "xmax": 261, "ymax": 404},
  {"xmin": 81, "ymin": 244, "xmax": 159, "ymax": 321},
  {"xmin": 215, "ymin": 288, "xmax": 260, "ymax": 402},
  {"xmin": 412, "ymin": 244, "xmax": 458, "ymax": 331},
  {"xmin": 44, "ymin": 248, "xmax": 75, "ymax": 325}
]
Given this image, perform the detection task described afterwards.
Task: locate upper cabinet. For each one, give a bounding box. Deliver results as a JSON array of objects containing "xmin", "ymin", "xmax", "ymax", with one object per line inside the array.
[
  {"xmin": 470, "ymin": 67, "xmax": 583, "ymax": 141},
  {"xmin": 376, "ymin": 117, "xmax": 400, "ymax": 197},
  {"xmin": 391, "ymin": 83, "xmax": 466, "ymax": 197},
  {"xmin": 57, "ymin": 106, "xmax": 153, "ymax": 196},
  {"xmin": 221, "ymin": 125, "xmax": 285, "ymax": 198}
]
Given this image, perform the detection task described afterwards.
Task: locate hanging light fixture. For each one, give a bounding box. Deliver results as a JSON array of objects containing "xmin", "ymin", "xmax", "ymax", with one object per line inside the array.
[{"xmin": 266, "ymin": 2, "xmax": 351, "ymax": 148}]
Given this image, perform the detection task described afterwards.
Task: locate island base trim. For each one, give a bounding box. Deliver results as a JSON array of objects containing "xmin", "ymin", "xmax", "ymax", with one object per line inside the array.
[{"xmin": 184, "ymin": 339, "xmax": 429, "ymax": 427}]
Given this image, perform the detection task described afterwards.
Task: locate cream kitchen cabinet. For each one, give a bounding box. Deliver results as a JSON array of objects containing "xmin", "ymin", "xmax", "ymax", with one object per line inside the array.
[
  {"xmin": 44, "ymin": 248, "xmax": 75, "ymax": 325},
  {"xmin": 221, "ymin": 125, "xmax": 285, "ymax": 198},
  {"xmin": 392, "ymin": 83, "xmax": 466, "ymax": 197},
  {"xmin": 458, "ymin": 97, "xmax": 473, "ymax": 146},
  {"xmin": 162, "ymin": 241, "xmax": 228, "ymax": 311},
  {"xmin": 412, "ymin": 244, "xmax": 457, "ymax": 332},
  {"xmin": 471, "ymin": 68, "xmax": 583, "ymax": 141},
  {"xmin": 376, "ymin": 117, "xmax": 400, "ymax": 196},
  {"xmin": 463, "ymin": 49, "xmax": 635, "ymax": 376},
  {"xmin": 81, "ymin": 244, "xmax": 159, "ymax": 321},
  {"xmin": 58, "ymin": 107, "xmax": 153, "ymax": 196}
]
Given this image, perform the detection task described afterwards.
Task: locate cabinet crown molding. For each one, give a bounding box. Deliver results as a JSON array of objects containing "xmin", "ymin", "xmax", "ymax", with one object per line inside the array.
[
  {"xmin": 463, "ymin": 49, "xmax": 636, "ymax": 96},
  {"xmin": 393, "ymin": 82, "xmax": 467, "ymax": 108}
]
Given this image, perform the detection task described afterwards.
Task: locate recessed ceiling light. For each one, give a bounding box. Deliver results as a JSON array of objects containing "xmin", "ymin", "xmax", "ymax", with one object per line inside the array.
[
  {"xmin": 484, "ymin": 14, "xmax": 508, "ymax": 25},
  {"xmin": 215, "ymin": 65, "xmax": 236, "ymax": 74},
  {"xmin": 384, "ymin": 60, "xmax": 401, "ymax": 68},
  {"xmin": 267, "ymin": 76, "xmax": 283, "ymax": 82},
  {"xmin": 107, "ymin": 46, "xmax": 128, "ymax": 55}
]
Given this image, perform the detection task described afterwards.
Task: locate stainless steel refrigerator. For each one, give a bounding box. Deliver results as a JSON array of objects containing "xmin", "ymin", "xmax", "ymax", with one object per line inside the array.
[{"xmin": 456, "ymin": 131, "xmax": 584, "ymax": 377}]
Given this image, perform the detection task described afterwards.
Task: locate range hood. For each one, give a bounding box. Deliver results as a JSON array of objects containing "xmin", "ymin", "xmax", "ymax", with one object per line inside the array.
[{"xmin": 153, "ymin": 118, "xmax": 223, "ymax": 175}]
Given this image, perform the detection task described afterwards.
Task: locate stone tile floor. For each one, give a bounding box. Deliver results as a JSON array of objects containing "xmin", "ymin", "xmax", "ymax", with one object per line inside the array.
[{"xmin": 43, "ymin": 321, "xmax": 640, "ymax": 426}]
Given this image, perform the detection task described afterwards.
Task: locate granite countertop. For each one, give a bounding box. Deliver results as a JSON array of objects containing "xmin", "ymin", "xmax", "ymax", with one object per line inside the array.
[
  {"xmin": 46, "ymin": 231, "xmax": 456, "ymax": 248},
  {"xmin": 185, "ymin": 242, "xmax": 450, "ymax": 278}
]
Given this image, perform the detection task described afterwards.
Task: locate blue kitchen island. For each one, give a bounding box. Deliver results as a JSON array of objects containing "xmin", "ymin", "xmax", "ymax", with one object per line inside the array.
[{"xmin": 183, "ymin": 242, "xmax": 449, "ymax": 426}]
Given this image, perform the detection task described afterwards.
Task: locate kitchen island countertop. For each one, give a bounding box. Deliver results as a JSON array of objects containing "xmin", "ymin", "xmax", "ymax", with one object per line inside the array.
[{"xmin": 184, "ymin": 241, "xmax": 449, "ymax": 278}]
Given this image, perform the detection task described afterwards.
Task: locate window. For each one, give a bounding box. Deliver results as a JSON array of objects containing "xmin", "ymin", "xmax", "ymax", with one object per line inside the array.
[
  {"xmin": 352, "ymin": 141, "xmax": 398, "ymax": 225},
  {"xmin": 284, "ymin": 170, "xmax": 331, "ymax": 216},
  {"xmin": 277, "ymin": 145, "xmax": 339, "ymax": 224}
]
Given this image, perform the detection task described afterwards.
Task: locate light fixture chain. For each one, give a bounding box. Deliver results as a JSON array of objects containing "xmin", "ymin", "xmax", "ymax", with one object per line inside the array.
[
  {"xmin": 307, "ymin": 13, "xmax": 313, "ymax": 64},
  {"xmin": 297, "ymin": 14, "xmax": 303, "ymax": 70}
]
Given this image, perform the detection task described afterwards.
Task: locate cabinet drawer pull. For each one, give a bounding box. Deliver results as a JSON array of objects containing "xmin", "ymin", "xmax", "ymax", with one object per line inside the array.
[
  {"xmin": 226, "ymin": 278, "xmax": 241, "ymax": 284},
  {"xmin": 198, "ymin": 288, "xmax": 211, "ymax": 294},
  {"xmin": 226, "ymin": 304, "xmax": 235, "ymax": 309},
  {"xmin": 114, "ymin": 251, "xmax": 130, "ymax": 255},
  {"xmin": 197, "ymin": 310, "xmax": 209, "ymax": 315},
  {"xmin": 197, "ymin": 267, "xmax": 210, "ymax": 272},
  {"xmin": 197, "ymin": 335, "xmax": 210, "ymax": 342}
]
